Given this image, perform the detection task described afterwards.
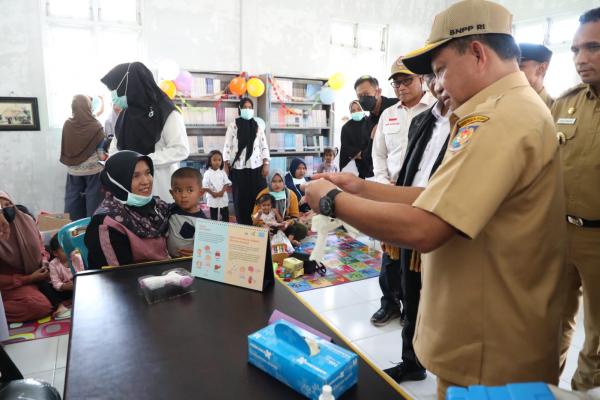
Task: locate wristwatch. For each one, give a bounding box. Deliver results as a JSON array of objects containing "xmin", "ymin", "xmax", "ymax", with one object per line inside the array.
[{"xmin": 319, "ymin": 189, "xmax": 342, "ymax": 217}]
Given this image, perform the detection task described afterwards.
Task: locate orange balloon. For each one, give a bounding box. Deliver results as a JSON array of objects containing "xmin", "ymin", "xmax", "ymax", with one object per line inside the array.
[
  {"xmin": 159, "ymin": 80, "xmax": 176, "ymax": 99},
  {"xmin": 229, "ymin": 77, "xmax": 247, "ymax": 96}
]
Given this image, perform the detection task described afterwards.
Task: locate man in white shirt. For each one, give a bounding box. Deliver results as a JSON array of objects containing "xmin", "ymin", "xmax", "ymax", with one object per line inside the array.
[
  {"xmin": 372, "ymin": 57, "xmax": 435, "ymax": 184},
  {"xmin": 369, "ymin": 57, "xmax": 435, "ymax": 327}
]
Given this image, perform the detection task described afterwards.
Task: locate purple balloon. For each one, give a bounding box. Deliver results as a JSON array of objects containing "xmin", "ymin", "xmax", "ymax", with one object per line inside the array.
[{"xmin": 173, "ymin": 70, "xmax": 193, "ymax": 96}]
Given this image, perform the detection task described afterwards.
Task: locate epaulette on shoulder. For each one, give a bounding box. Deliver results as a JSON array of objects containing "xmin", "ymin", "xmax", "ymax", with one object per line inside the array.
[{"xmin": 556, "ymin": 83, "xmax": 587, "ymax": 100}]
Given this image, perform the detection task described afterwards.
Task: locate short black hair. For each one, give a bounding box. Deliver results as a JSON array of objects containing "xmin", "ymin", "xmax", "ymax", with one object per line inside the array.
[
  {"xmin": 442, "ymin": 33, "xmax": 521, "ymax": 61},
  {"xmin": 323, "ymin": 147, "xmax": 338, "ymax": 156},
  {"xmin": 239, "ymin": 97, "xmax": 254, "ymax": 109},
  {"xmin": 580, "ymin": 7, "xmax": 600, "ymax": 24},
  {"xmin": 256, "ymin": 193, "xmax": 274, "ymax": 206},
  {"xmin": 171, "ymin": 167, "xmax": 202, "ymax": 187},
  {"xmin": 354, "ymin": 75, "xmax": 379, "ymax": 90},
  {"xmin": 49, "ymin": 233, "xmax": 61, "ymax": 254},
  {"xmin": 207, "ymin": 150, "xmax": 224, "ymax": 170}
]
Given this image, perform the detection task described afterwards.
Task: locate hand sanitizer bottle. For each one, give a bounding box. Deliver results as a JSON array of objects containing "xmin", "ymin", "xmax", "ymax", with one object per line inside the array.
[{"xmin": 319, "ymin": 385, "xmax": 335, "ymax": 400}]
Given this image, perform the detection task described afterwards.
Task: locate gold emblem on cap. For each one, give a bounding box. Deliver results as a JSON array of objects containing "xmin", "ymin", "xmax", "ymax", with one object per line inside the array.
[
  {"xmin": 557, "ymin": 132, "xmax": 566, "ymax": 145},
  {"xmin": 568, "ymin": 107, "xmax": 575, "ymax": 115}
]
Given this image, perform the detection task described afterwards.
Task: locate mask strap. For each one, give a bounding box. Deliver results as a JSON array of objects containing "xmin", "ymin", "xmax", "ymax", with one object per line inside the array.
[
  {"xmin": 115, "ymin": 63, "xmax": 131, "ymax": 94},
  {"xmin": 106, "ymin": 171, "xmax": 132, "ymax": 204}
]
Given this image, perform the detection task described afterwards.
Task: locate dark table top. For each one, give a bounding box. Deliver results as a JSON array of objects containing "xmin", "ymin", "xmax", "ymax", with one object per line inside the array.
[{"xmin": 64, "ymin": 259, "xmax": 406, "ymax": 399}]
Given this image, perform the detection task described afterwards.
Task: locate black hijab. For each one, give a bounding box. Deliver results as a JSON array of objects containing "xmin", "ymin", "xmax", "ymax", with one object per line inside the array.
[
  {"xmin": 232, "ymin": 98, "xmax": 258, "ymax": 165},
  {"xmin": 97, "ymin": 150, "xmax": 169, "ymax": 238},
  {"xmin": 101, "ymin": 62, "xmax": 176, "ymax": 155}
]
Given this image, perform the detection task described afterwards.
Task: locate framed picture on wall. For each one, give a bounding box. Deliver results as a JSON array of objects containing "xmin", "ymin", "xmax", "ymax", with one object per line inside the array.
[{"xmin": 0, "ymin": 97, "xmax": 41, "ymax": 131}]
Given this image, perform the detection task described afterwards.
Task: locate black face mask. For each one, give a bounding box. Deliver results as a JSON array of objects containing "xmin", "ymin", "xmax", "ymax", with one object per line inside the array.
[
  {"xmin": 2, "ymin": 206, "xmax": 15, "ymax": 223},
  {"xmin": 358, "ymin": 95, "xmax": 377, "ymax": 111}
]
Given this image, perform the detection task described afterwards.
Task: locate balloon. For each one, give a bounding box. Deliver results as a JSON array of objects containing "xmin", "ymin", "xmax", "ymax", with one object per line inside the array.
[
  {"xmin": 254, "ymin": 117, "xmax": 265, "ymax": 131},
  {"xmin": 246, "ymin": 77, "xmax": 265, "ymax": 97},
  {"xmin": 173, "ymin": 70, "xmax": 193, "ymax": 96},
  {"xmin": 91, "ymin": 96, "xmax": 102, "ymax": 114},
  {"xmin": 319, "ymin": 87, "xmax": 335, "ymax": 105},
  {"xmin": 328, "ymin": 72, "xmax": 345, "ymax": 90},
  {"xmin": 158, "ymin": 59, "xmax": 179, "ymax": 81},
  {"xmin": 160, "ymin": 80, "xmax": 176, "ymax": 99},
  {"xmin": 229, "ymin": 76, "xmax": 247, "ymax": 96}
]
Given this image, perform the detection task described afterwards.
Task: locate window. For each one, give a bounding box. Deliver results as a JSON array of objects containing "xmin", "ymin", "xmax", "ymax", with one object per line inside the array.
[
  {"xmin": 514, "ymin": 22, "xmax": 546, "ymax": 44},
  {"xmin": 330, "ymin": 21, "xmax": 388, "ymax": 52},
  {"xmin": 43, "ymin": 0, "xmax": 141, "ymax": 128},
  {"xmin": 548, "ymin": 17, "xmax": 579, "ymax": 46}
]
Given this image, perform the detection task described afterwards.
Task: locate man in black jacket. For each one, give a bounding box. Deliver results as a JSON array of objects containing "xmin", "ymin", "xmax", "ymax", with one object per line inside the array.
[{"xmin": 384, "ymin": 74, "xmax": 452, "ymax": 383}]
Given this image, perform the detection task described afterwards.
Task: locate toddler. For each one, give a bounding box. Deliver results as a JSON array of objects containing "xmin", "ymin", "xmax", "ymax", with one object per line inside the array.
[
  {"xmin": 316, "ymin": 147, "xmax": 339, "ymax": 173},
  {"xmin": 48, "ymin": 234, "xmax": 84, "ymax": 319},
  {"xmin": 202, "ymin": 150, "xmax": 232, "ymax": 222},
  {"xmin": 168, "ymin": 167, "xmax": 206, "ymax": 258},
  {"xmin": 252, "ymin": 194, "xmax": 284, "ymax": 230}
]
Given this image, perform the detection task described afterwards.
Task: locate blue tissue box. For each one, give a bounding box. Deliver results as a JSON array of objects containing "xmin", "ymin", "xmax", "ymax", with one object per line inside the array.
[{"xmin": 248, "ymin": 319, "xmax": 358, "ymax": 399}]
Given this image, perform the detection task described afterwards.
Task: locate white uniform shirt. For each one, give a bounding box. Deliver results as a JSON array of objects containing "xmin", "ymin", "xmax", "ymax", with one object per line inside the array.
[
  {"xmin": 223, "ymin": 121, "xmax": 270, "ymax": 170},
  {"xmin": 202, "ymin": 168, "xmax": 232, "ymax": 208},
  {"xmin": 411, "ymin": 101, "xmax": 451, "ymax": 187},
  {"xmin": 109, "ymin": 111, "xmax": 190, "ymax": 202},
  {"xmin": 372, "ymin": 92, "xmax": 435, "ymax": 184}
]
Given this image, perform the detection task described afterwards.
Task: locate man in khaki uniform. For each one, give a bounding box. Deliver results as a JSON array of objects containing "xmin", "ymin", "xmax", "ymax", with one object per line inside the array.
[
  {"xmin": 302, "ymin": 1, "xmax": 565, "ymax": 399},
  {"xmin": 552, "ymin": 7, "xmax": 600, "ymax": 391},
  {"xmin": 519, "ymin": 43, "xmax": 554, "ymax": 108}
]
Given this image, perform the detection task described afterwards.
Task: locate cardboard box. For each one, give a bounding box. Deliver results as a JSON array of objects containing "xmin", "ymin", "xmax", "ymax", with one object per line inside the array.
[
  {"xmin": 248, "ymin": 320, "xmax": 358, "ymax": 399},
  {"xmin": 283, "ymin": 257, "xmax": 304, "ymax": 278},
  {"xmin": 37, "ymin": 213, "xmax": 71, "ymax": 245}
]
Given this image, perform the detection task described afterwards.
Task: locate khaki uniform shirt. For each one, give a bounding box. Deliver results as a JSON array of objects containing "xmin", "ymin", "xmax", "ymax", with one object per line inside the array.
[
  {"xmin": 412, "ymin": 72, "xmax": 565, "ymax": 386},
  {"xmin": 538, "ymin": 87, "xmax": 555, "ymax": 109},
  {"xmin": 551, "ymin": 84, "xmax": 600, "ymax": 219}
]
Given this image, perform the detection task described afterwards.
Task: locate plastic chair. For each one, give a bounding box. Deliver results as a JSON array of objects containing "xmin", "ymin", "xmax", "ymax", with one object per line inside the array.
[
  {"xmin": 0, "ymin": 345, "xmax": 62, "ymax": 399},
  {"xmin": 57, "ymin": 217, "xmax": 91, "ymax": 271}
]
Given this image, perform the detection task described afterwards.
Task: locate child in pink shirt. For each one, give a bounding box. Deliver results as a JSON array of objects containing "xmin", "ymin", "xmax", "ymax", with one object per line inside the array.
[{"xmin": 48, "ymin": 234, "xmax": 84, "ymax": 318}]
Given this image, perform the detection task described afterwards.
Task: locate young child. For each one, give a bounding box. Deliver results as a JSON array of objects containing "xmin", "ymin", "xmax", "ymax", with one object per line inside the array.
[
  {"xmin": 284, "ymin": 158, "xmax": 312, "ymax": 213},
  {"xmin": 252, "ymin": 194, "xmax": 284, "ymax": 230},
  {"xmin": 316, "ymin": 147, "xmax": 339, "ymax": 173},
  {"xmin": 202, "ymin": 150, "xmax": 232, "ymax": 222},
  {"xmin": 48, "ymin": 234, "xmax": 84, "ymax": 319},
  {"xmin": 168, "ymin": 167, "xmax": 206, "ymax": 258}
]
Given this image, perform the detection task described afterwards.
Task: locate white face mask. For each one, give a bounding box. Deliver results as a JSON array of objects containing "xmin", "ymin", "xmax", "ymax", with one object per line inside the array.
[{"xmin": 106, "ymin": 172, "xmax": 153, "ymax": 207}]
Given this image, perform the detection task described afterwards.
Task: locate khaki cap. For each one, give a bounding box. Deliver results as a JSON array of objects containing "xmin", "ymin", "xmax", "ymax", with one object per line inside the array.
[
  {"xmin": 403, "ymin": 0, "xmax": 513, "ymax": 74},
  {"xmin": 388, "ymin": 56, "xmax": 415, "ymax": 80}
]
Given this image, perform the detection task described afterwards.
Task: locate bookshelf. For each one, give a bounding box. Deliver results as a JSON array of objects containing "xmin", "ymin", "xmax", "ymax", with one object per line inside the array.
[
  {"xmin": 257, "ymin": 74, "xmax": 334, "ymax": 175},
  {"xmin": 174, "ymin": 71, "xmax": 256, "ymax": 171}
]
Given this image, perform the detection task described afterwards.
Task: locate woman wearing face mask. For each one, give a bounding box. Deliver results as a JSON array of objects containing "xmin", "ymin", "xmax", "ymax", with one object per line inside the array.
[
  {"xmin": 60, "ymin": 95, "xmax": 107, "ymax": 221},
  {"xmin": 101, "ymin": 62, "xmax": 190, "ymax": 202},
  {"xmin": 223, "ymin": 97, "xmax": 270, "ymax": 225},
  {"xmin": 84, "ymin": 151, "xmax": 170, "ymax": 269},
  {"xmin": 339, "ymin": 100, "xmax": 374, "ymax": 178},
  {"xmin": 252, "ymin": 170, "xmax": 307, "ymax": 246}
]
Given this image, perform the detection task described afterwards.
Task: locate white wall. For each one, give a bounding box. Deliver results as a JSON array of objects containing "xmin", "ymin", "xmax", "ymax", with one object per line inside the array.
[{"xmin": 1, "ymin": 0, "xmax": 597, "ymax": 214}]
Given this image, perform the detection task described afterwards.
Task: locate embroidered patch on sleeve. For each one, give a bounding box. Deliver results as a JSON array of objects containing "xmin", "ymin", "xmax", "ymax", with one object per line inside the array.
[
  {"xmin": 457, "ymin": 115, "xmax": 489, "ymax": 128},
  {"xmin": 450, "ymin": 125, "xmax": 479, "ymax": 152}
]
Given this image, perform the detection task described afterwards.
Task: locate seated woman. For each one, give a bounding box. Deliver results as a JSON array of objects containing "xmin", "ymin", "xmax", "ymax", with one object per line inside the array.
[
  {"xmin": 284, "ymin": 158, "xmax": 311, "ymax": 213},
  {"xmin": 0, "ymin": 191, "xmax": 53, "ymax": 323},
  {"xmin": 84, "ymin": 150, "xmax": 170, "ymax": 269},
  {"xmin": 253, "ymin": 171, "xmax": 307, "ymax": 247}
]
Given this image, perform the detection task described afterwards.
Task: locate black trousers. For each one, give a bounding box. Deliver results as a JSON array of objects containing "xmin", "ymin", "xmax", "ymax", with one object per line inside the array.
[
  {"xmin": 210, "ymin": 207, "xmax": 229, "ymax": 222},
  {"xmin": 400, "ymin": 248, "xmax": 424, "ymax": 369},
  {"xmin": 230, "ymin": 166, "xmax": 267, "ymax": 226},
  {"xmin": 38, "ymin": 281, "xmax": 72, "ymax": 307},
  {"xmin": 379, "ymin": 253, "xmax": 403, "ymax": 312}
]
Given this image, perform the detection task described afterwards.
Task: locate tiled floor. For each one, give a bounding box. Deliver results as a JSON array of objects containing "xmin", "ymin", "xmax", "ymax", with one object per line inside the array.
[{"xmin": 4, "ymin": 279, "xmax": 586, "ymax": 399}]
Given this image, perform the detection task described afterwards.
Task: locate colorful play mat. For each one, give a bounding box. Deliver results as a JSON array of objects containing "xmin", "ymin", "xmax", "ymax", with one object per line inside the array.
[
  {"xmin": 283, "ymin": 230, "xmax": 382, "ymax": 293},
  {"xmin": 4, "ymin": 315, "xmax": 70, "ymax": 344}
]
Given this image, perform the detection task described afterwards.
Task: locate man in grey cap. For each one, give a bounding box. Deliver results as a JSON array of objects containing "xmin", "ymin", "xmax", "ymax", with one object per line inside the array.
[{"xmin": 519, "ymin": 43, "xmax": 554, "ymax": 107}]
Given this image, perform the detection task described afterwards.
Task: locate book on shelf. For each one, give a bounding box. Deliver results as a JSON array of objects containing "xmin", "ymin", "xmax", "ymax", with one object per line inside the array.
[
  {"xmin": 268, "ymin": 133, "xmax": 323, "ymax": 153},
  {"xmin": 181, "ymin": 106, "xmax": 238, "ymax": 126},
  {"xmin": 187, "ymin": 136, "xmax": 199, "ymax": 154},
  {"xmin": 269, "ymin": 109, "xmax": 327, "ymax": 128},
  {"xmin": 190, "ymin": 77, "xmax": 222, "ymax": 98},
  {"xmin": 201, "ymin": 136, "xmax": 226, "ymax": 154}
]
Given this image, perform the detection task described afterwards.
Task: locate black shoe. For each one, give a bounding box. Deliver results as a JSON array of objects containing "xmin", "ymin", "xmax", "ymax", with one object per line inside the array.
[
  {"xmin": 384, "ymin": 362, "xmax": 427, "ymax": 383},
  {"xmin": 370, "ymin": 307, "xmax": 401, "ymax": 327}
]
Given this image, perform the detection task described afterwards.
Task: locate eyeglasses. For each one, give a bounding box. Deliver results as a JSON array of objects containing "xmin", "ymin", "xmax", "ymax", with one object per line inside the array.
[{"xmin": 390, "ymin": 76, "xmax": 415, "ymax": 88}]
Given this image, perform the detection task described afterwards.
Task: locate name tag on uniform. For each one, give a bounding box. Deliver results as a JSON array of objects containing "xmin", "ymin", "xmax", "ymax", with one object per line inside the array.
[{"xmin": 557, "ymin": 118, "xmax": 576, "ymax": 125}]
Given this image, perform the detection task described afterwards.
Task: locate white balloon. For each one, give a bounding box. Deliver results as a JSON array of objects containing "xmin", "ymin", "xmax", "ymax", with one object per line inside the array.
[{"xmin": 158, "ymin": 59, "xmax": 179, "ymax": 81}]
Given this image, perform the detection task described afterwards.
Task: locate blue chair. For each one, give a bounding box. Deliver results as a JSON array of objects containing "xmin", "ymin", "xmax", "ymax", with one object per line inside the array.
[{"xmin": 57, "ymin": 217, "xmax": 91, "ymax": 271}]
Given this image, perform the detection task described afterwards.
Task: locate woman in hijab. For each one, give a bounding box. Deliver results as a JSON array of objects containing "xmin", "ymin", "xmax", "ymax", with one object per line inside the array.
[
  {"xmin": 101, "ymin": 62, "xmax": 190, "ymax": 202},
  {"xmin": 223, "ymin": 97, "xmax": 270, "ymax": 225},
  {"xmin": 0, "ymin": 191, "xmax": 53, "ymax": 322},
  {"xmin": 253, "ymin": 170, "xmax": 307, "ymax": 246},
  {"xmin": 60, "ymin": 95, "xmax": 107, "ymax": 221},
  {"xmin": 339, "ymin": 100, "xmax": 373, "ymax": 178},
  {"xmin": 284, "ymin": 158, "xmax": 311, "ymax": 213},
  {"xmin": 84, "ymin": 151, "xmax": 170, "ymax": 269}
]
